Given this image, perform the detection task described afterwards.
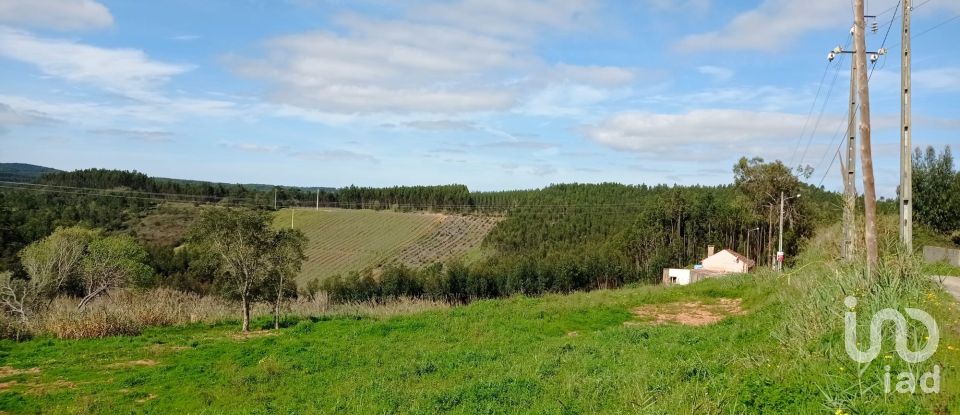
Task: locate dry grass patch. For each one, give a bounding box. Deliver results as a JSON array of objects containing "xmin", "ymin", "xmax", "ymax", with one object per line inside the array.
[
  {"xmin": 231, "ymin": 330, "xmax": 278, "ymax": 341},
  {"xmin": 22, "ymin": 379, "xmax": 77, "ymax": 395},
  {"xmin": 107, "ymin": 360, "xmax": 158, "ymax": 368},
  {"xmin": 628, "ymin": 298, "xmax": 744, "ymax": 326},
  {"xmin": 136, "ymin": 393, "xmax": 158, "ymax": 403},
  {"xmin": 0, "ymin": 366, "xmax": 40, "ymax": 378}
]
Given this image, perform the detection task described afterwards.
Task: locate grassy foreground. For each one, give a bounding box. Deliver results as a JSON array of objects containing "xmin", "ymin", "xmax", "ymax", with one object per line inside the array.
[{"xmin": 2, "ymin": 263, "xmax": 960, "ymax": 413}]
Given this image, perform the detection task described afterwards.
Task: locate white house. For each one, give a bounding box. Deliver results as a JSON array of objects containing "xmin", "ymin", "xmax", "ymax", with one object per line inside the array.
[
  {"xmin": 701, "ymin": 247, "xmax": 754, "ymax": 274},
  {"xmin": 662, "ymin": 245, "xmax": 754, "ymax": 286}
]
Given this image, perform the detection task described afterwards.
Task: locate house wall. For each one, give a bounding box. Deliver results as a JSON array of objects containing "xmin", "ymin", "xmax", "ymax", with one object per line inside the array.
[
  {"xmin": 701, "ymin": 251, "xmax": 749, "ymax": 273},
  {"xmin": 663, "ymin": 268, "xmax": 694, "ymax": 285},
  {"xmin": 669, "ymin": 268, "xmax": 692, "ymax": 285},
  {"xmin": 924, "ymin": 246, "xmax": 960, "ymax": 266}
]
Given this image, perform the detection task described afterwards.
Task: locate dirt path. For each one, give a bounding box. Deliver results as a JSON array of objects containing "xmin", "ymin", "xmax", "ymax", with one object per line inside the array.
[{"xmin": 933, "ymin": 275, "xmax": 960, "ymax": 301}]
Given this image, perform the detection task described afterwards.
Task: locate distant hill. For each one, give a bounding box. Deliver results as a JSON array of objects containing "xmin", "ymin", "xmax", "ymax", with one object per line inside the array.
[{"xmin": 0, "ymin": 163, "xmax": 61, "ymax": 182}]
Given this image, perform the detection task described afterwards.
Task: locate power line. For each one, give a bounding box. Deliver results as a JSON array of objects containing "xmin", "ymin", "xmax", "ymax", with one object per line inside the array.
[
  {"xmin": 813, "ymin": 1, "xmax": 904, "ymax": 189},
  {"xmin": 788, "ymin": 56, "xmax": 841, "ymax": 167},
  {"xmin": 814, "ymin": 39, "xmax": 890, "ymax": 190},
  {"xmin": 798, "ymin": 49, "xmax": 847, "ymax": 168}
]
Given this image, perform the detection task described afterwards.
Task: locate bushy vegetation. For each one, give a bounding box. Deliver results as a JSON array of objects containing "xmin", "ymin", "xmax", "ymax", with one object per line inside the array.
[{"xmin": 913, "ymin": 145, "xmax": 960, "ymax": 236}]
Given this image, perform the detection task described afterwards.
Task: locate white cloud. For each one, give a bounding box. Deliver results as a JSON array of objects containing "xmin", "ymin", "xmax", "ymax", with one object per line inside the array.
[
  {"xmin": 518, "ymin": 83, "xmax": 617, "ymax": 117},
  {"xmin": 642, "ymin": 85, "xmax": 806, "ymax": 112},
  {"xmin": 292, "ymin": 149, "xmax": 378, "ymax": 163},
  {"xmin": 645, "ymin": 0, "xmax": 711, "ymax": 14},
  {"xmin": 0, "ymin": 102, "xmax": 58, "ymax": 127},
  {"xmin": 555, "ymin": 64, "xmax": 636, "ymax": 86},
  {"xmin": 228, "ymin": 0, "xmax": 615, "ymax": 115},
  {"xmin": 0, "ymin": 0, "xmax": 112, "ymax": 31},
  {"xmin": 587, "ymin": 109, "xmax": 840, "ymax": 160},
  {"xmin": 220, "ymin": 141, "xmax": 284, "ymax": 154},
  {"xmin": 915, "ymin": 68, "xmax": 960, "ymax": 91},
  {"xmin": 676, "ymin": 0, "xmax": 842, "ymax": 52},
  {"xmin": 478, "ymin": 140, "xmax": 557, "ymax": 150},
  {"xmin": 88, "ymin": 128, "xmax": 174, "ymax": 142},
  {"xmin": 678, "ymin": 0, "xmax": 960, "ymax": 52},
  {"xmin": 399, "ymin": 120, "xmax": 477, "ymax": 131},
  {"xmin": 0, "ymin": 28, "xmax": 192, "ymax": 99},
  {"xmin": 0, "ymin": 94, "xmax": 239, "ymax": 126},
  {"xmin": 697, "ymin": 65, "xmax": 733, "ymax": 81},
  {"xmin": 416, "ymin": 0, "xmax": 595, "ymax": 38},
  {"xmin": 219, "ymin": 140, "xmax": 379, "ymax": 163}
]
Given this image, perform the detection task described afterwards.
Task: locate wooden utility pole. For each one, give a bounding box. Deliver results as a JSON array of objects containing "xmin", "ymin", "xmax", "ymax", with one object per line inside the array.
[
  {"xmin": 854, "ymin": 0, "xmax": 879, "ymax": 273},
  {"xmin": 900, "ymin": 0, "xmax": 913, "ymax": 251},
  {"xmin": 842, "ymin": 56, "xmax": 858, "ymax": 261}
]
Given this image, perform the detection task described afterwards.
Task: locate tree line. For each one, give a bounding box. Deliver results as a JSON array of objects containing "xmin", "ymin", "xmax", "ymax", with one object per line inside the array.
[{"xmin": 913, "ymin": 146, "xmax": 960, "ymax": 241}]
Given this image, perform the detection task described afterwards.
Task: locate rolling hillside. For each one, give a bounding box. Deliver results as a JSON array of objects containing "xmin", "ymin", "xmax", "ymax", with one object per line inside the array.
[
  {"xmin": 275, "ymin": 208, "xmax": 498, "ymax": 283},
  {"xmin": 0, "ymin": 162, "xmax": 60, "ymax": 182}
]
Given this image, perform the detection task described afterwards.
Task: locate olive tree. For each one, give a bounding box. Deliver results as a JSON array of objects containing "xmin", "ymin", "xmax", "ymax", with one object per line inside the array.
[
  {"xmin": 0, "ymin": 227, "xmax": 97, "ymax": 321},
  {"xmin": 266, "ymin": 228, "xmax": 307, "ymax": 329},
  {"xmin": 190, "ymin": 208, "xmax": 306, "ymax": 332},
  {"xmin": 79, "ymin": 234, "xmax": 153, "ymax": 310}
]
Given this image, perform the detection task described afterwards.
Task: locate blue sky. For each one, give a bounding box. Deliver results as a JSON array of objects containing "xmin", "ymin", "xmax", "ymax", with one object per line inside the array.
[{"xmin": 0, "ymin": 0, "xmax": 958, "ymax": 195}]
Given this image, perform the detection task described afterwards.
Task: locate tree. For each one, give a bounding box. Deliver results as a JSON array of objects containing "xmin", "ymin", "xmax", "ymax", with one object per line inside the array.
[
  {"xmin": 1, "ymin": 227, "xmax": 97, "ymax": 321},
  {"xmin": 267, "ymin": 228, "xmax": 307, "ymax": 329},
  {"xmin": 79, "ymin": 235, "xmax": 153, "ymax": 309},
  {"xmin": 189, "ymin": 208, "xmax": 307, "ymax": 332},
  {"xmin": 733, "ymin": 157, "xmax": 809, "ymax": 264},
  {"xmin": 913, "ymin": 146, "xmax": 958, "ymax": 233}
]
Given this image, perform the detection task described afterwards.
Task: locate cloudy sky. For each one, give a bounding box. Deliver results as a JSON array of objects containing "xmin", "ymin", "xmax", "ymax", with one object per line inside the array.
[{"xmin": 1, "ymin": 0, "xmax": 958, "ymax": 194}]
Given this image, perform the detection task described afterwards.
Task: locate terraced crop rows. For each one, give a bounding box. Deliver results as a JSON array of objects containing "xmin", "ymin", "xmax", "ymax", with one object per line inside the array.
[
  {"xmin": 274, "ymin": 209, "xmax": 443, "ymax": 283},
  {"xmin": 273, "ymin": 209, "xmax": 501, "ymax": 284},
  {"xmin": 388, "ymin": 215, "xmax": 502, "ymax": 268}
]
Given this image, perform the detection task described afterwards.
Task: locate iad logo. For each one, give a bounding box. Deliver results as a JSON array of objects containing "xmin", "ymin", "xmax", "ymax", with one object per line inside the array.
[{"xmin": 843, "ymin": 296, "xmax": 940, "ymax": 394}]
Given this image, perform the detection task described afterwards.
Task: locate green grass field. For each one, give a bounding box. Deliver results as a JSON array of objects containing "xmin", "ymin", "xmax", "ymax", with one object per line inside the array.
[
  {"xmin": 274, "ymin": 209, "xmax": 495, "ymax": 284},
  {"xmin": 2, "ymin": 265, "xmax": 959, "ymax": 414}
]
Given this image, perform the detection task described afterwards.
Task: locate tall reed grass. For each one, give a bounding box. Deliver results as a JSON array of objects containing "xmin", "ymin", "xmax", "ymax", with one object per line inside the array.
[{"xmin": 9, "ymin": 289, "xmax": 449, "ymax": 340}]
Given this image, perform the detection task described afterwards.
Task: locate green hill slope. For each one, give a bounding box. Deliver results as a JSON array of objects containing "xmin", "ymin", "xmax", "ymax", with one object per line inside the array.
[{"xmin": 0, "ymin": 162, "xmax": 60, "ymax": 182}]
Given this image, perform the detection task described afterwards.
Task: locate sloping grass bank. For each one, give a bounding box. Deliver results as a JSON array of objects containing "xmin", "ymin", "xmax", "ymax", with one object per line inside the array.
[{"xmin": 2, "ymin": 256, "xmax": 959, "ymax": 413}]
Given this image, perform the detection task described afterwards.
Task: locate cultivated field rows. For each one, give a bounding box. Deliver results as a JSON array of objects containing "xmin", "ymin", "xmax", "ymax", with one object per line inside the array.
[{"xmin": 274, "ymin": 209, "xmax": 498, "ymax": 283}]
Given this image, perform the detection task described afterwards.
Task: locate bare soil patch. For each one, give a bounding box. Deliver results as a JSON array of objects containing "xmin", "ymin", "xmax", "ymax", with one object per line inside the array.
[{"xmin": 628, "ymin": 298, "xmax": 744, "ymax": 326}]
